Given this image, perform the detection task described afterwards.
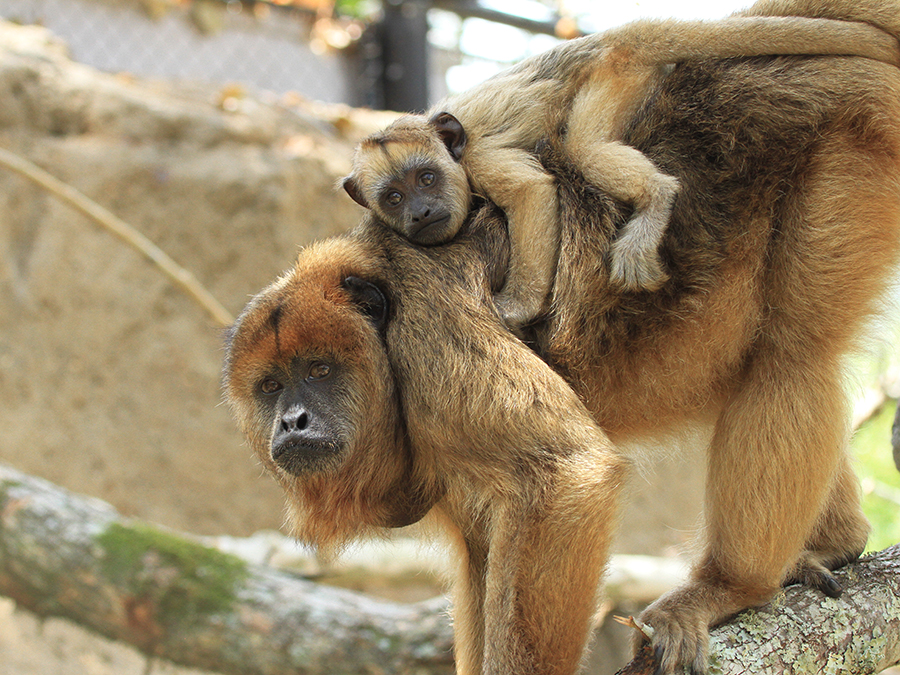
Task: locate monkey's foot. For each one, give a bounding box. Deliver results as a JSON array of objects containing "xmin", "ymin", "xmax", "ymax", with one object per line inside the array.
[
  {"xmin": 634, "ymin": 577, "xmax": 757, "ymax": 675},
  {"xmin": 783, "ymin": 543, "xmax": 865, "ymax": 598},
  {"xmin": 634, "ymin": 594, "xmax": 710, "ymax": 674},
  {"xmin": 608, "ymin": 215, "xmax": 669, "ymax": 292},
  {"xmin": 783, "ymin": 553, "xmax": 844, "ymax": 598}
]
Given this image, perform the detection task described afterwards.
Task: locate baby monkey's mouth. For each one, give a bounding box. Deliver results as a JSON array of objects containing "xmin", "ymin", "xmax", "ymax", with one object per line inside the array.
[{"xmin": 409, "ymin": 213, "xmax": 453, "ymax": 245}]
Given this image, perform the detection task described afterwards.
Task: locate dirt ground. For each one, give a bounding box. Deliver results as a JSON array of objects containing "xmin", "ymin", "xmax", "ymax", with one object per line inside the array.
[{"xmin": 0, "ymin": 597, "xmax": 221, "ymax": 675}]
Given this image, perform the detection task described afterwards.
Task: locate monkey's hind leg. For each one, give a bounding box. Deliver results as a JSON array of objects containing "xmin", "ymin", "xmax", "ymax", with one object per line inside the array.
[
  {"xmin": 638, "ymin": 342, "xmax": 851, "ymax": 674},
  {"xmin": 564, "ymin": 69, "xmax": 676, "ymax": 292},
  {"xmin": 783, "ymin": 453, "xmax": 870, "ymax": 597},
  {"xmin": 594, "ymin": 143, "xmax": 678, "ymax": 292}
]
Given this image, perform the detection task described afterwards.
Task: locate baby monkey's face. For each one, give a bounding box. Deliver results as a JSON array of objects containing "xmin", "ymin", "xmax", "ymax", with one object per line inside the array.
[
  {"xmin": 343, "ymin": 112, "xmax": 472, "ymax": 245},
  {"xmin": 370, "ymin": 156, "xmax": 470, "ymax": 245}
]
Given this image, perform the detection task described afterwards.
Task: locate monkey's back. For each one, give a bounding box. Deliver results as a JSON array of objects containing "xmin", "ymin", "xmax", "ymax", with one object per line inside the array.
[
  {"xmin": 431, "ymin": 31, "xmax": 615, "ymax": 148},
  {"xmin": 359, "ymin": 54, "xmax": 900, "ymax": 442},
  {"xmin": 540, "ymin": 55, "xmax": 900, "ymax": 435}
]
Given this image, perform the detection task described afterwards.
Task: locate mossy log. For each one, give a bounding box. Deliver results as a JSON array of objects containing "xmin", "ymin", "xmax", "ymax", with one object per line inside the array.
[
  {"xmin": 1, "ymin": 463, "xmax": 899, "ymax": 675},
  {"xmin": 0, "ymin": 464, "xmax": 453, "ymax": 675}
]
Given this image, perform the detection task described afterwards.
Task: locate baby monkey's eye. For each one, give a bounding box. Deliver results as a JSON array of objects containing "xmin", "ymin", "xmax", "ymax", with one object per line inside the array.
[
  {"xmin": 308, "ymin": 362, "xmax": 332, "ymax": 381},
  {"xmin": 385, "ymin": 190, "xmax": 403, "ymax": 206},
  {"xmin": 259, "ymin": 378, "xmax": 283, "ymax": 395},
  {"xmin": 419, "ymin": 172, "xmax": 435, "ymax": 187}
]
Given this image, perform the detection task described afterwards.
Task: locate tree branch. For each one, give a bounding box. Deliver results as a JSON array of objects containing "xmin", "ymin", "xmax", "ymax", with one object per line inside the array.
[
  {"xmin": 0, "ymin": 464, "xmax": 453, "ymax": 675},
  {"xmin": 616, "ymin": 544, "xmax": 900, "ymax": 674},
  {"xmin": 1, "ymin": 462, "xmax": 898, "ymax": 674}
]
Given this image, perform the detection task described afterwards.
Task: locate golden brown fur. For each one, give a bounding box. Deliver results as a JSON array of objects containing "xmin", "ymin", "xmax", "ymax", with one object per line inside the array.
[
  {"xmin": 342, "ymin": 4, "xmax": 900, "ymax": 328},
  {"xmin": 539, "ymin": 51, "xmax": 900, "ymax": 673},
  {"xmin": 224, "ymin": 212, "xmax": 629, "ymax": 675},
  {"xmin": 226, "ymin": 9, "xmax": 900, "ymax": 675}
]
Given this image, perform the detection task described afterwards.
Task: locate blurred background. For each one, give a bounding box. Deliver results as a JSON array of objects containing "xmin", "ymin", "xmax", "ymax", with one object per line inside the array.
[{"xmin": 0, "ymin": 1, "xmax": 897, "ymax": 673}]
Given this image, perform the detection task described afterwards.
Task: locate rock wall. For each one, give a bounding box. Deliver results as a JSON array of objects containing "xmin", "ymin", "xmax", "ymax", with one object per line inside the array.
[{"xmin": 0, "ymin": 20, "xmax": 388, "ymax": 535}]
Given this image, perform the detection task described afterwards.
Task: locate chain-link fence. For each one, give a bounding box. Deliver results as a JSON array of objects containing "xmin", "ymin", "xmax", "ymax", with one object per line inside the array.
[
  {"xmin": 0, "ymin": 0, "xmax": 355, "ymax": 103},
  {"xmin": 0, "ymin": 0, "xmax": 563, "ymax": 111}
]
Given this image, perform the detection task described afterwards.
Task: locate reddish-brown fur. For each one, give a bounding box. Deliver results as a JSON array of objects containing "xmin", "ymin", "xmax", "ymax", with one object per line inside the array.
[
  {"xmin": 225, "ymin": 40, "xmax": 900, "ymax": 675},
  {"xmin": 224, "ymin": 251, "xmax": 418, "ymax": 552}
]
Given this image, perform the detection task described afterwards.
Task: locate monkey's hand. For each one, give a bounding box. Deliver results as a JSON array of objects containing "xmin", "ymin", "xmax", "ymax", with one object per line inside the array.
[
  {"xmin": 492, "ymin": 289, "xmax": 540, "ymax": 329},
  {"xmin": 491, "ymin": 246, "xmax": 554, "ymax": 329},
  {"xmin": 632, "ymin": 579, "xmax": 740, "ymax": 675}
]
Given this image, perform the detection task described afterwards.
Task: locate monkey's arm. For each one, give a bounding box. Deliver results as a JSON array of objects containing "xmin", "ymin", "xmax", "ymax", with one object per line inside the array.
[
  {"xmin": 387, "ymin": 228, "xmax": 630, "ymax": 673},
  {"xmin": 435, "ymin": 417, "xmax": 628, "ymax": 675},
  {"xmin": 484, "ymin": 448, "xmax": 627, "ymax": 675},
  {"xmin": 461, "ymin": 144, "xmax": 560, "ymax": 326},
  {"xmin": 602, "ymin": 15, "xmax": 900, "ymax": 68},
  {"xmin": 468, "ymin": 346, "xmax": 628, "ymax": 675}
]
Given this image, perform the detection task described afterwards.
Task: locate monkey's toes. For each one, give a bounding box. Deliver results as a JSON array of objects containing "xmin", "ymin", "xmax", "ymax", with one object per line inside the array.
[
  {"xmin": 783, "ymin": 557, "xmax": 843, "ymax": 598},
  {"xmin": 634, "ymin": 581, "xmax": 719, "ymax": 675},
  {"xmin": 608, "ymin": 227, "xmax": 668, "ymax": 292},
  {"xmin": 635, "ymin": 602, "xmax": 710, "ymax": 675}
]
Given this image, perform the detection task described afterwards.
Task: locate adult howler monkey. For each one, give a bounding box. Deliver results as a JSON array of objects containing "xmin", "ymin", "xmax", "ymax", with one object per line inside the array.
[{"xmin": 225, "ymin": 42, "xmax": 900, "ymax": 675}]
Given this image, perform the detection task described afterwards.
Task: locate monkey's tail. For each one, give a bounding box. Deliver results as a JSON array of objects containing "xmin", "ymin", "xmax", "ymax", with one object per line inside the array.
[{"xmin": 740, "ymin": 0, "xmax": 900, "ymax": 44}]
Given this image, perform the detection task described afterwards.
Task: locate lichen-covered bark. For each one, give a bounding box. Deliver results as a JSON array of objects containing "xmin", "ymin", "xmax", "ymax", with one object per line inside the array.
[
  {"xmin": 616, "ymin": 544, "xmax": 900, "ymax": 675},
  {"xmin": 1, "ymin": 463, "xmax": 899, "ymax": 675},
  {"xmin": 0, "ymin": 464, "xmax": 454, "ymax": 675},
  {"xmin": 706, "ymin": 545, "xmax": 900, "ymax": 674}
]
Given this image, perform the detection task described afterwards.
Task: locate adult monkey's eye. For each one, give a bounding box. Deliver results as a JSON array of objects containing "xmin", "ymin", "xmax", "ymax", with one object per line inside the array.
[
  {"xmin": 386, "ymin": 190, "xmax": 403, "ymax": 206},
  {"xmin": 260, "ymin": 378, "xmax": 282, "ymax": 395},
  {"xmin": 419, "ymin": 172, "xmax": 435, "ymax": 187},
  {"xmin": 308, "ymin": 362, "xmax": 332, "ymax": 381}
]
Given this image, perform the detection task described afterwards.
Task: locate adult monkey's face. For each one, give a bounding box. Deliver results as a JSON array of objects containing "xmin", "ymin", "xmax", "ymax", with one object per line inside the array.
[{"xmin": 222, "ymin": 238, "xmax": 435, "ymax": 552}]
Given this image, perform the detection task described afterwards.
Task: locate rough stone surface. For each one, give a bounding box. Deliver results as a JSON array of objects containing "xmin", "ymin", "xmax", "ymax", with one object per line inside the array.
[{"xmin": 0, "ymin": 19, "xmax": 387, "ymax": 536}]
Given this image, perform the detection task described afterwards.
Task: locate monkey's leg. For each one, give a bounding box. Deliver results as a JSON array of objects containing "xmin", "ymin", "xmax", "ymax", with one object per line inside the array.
[
  {"xmin": 565, "ymin": 70, "xmax": 675, "ymax": 292},
  {"xmin": 580, "ymin": 142, "xmax": 676, "ymax": 292},
  {"xmin": 452, "ymin": 531, "xmax": 490, "ymax": 675},
  {"xmin": 480, "ymin": 446, "xmax": 628, "ymax": 675},
  {"xmin": 784, "ymin": 452, "xmax": 869, "ymax": 597},
  {"xmin": 638, "ymin": 349, "xmax": 848, "ymax": 674},
  {"xmin": 463, "ymin": 146, "xmax": 561, "ymax": 326}
]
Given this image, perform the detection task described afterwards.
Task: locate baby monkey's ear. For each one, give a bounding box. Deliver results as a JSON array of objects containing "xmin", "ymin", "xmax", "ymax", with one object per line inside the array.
[
  {"xmin": 431, "ymin": 112, "xmax": 467, "ymax": 161},
  {"xmin": 342, "ymin": 175, "xmax": 369, "ymax": 208}
]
